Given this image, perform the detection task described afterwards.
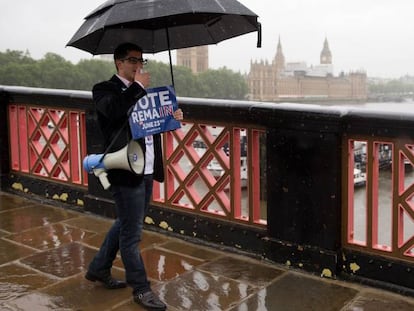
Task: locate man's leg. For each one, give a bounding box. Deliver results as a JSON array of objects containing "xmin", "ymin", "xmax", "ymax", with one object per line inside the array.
[
  {"xmin": 86, "ymin": 219, "xmax": 126, "ymax": 289},
  {"xmin": 116, "ymin": 180, "xmax": 166, "ymax": 310},
  {"xmin": 113, "ymin": 183, "xmax": 150, "ymax": 293}
]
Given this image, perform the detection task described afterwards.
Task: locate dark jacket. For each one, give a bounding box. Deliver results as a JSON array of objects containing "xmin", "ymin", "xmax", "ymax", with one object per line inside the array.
[{"xmin": 92, "ymin": 75, "xmax": 164, "ymax": 186}]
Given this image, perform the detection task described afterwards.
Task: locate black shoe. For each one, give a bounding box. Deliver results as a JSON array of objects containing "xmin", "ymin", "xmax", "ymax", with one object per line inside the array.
[
  {"xmin": 134, "ymin": 290, "xmax": 167, "ymax": 310},
  {"xmin": 85, "ymin": 271, "xmax": 127, "ymax": 289}
]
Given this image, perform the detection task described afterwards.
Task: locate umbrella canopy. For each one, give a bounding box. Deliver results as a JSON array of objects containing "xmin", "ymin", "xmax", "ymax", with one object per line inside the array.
[{"xmin": 67, "ymin": 0, "xmax": 261, "ymax": 55}]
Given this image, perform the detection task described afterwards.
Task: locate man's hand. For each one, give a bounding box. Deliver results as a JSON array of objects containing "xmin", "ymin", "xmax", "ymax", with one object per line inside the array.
[
  {"xmin": 173, "ymin": 108, "xmax": 183, "ymax": 121},
  {"xmin": 134, "ymin": 70, "xmax": 150, "ymax": 88}
]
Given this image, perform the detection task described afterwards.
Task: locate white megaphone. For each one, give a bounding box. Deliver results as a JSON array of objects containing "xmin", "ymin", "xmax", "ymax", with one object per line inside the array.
[{"xmin": 83, "ymin": 140, "xmax": 144, "ymax": 190}]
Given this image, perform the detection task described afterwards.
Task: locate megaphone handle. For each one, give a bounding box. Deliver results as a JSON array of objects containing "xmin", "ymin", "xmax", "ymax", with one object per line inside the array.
[{"xmin": 94, "ymin": 168, "xmax": 111, "ymax": 190}]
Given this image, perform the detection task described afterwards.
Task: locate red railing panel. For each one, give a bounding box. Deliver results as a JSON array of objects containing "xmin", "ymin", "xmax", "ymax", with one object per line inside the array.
[
  {"xmin": 7, "ymin": 104, "xmax": 87, "ymax": 187},
  {"xmin": 153, "ymin": 122, "xmax": 266, "ymax": 227},
  {"xmin": 345, "ymin": 138, "xmax": 414, "ymax": 261},
  {"xmin": 8, "ymin": 105, "xmax": 20, "ymax": 171}
]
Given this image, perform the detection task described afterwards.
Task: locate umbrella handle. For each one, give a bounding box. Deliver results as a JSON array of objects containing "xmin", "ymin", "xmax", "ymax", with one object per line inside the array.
[
  {"xmin": 166, "ymin": 27, "xmax": 175, "ymax": 88},
  {"xmin": 257, "ymin": 22, "xmax": 262, "ymax": 48}
]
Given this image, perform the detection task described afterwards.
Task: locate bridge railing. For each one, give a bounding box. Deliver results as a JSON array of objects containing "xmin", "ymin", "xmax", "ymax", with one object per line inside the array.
[{"xmin": 1, "ymin": 85, "xmax": 413, "ymax": 294}]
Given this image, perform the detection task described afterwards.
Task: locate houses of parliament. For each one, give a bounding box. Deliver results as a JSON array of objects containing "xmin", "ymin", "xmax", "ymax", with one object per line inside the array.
[
  {"xmin": 247, "ymin": 37, "xmax": 367, "ymax": 102},
  {"xmin": 176, "ymin": 37, "xmax": 368, "ymax": 102}
]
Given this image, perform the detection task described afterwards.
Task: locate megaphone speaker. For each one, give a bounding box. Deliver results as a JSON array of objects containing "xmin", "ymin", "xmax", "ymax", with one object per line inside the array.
[{"xmin": 83, "ymin": 140, "xmax": 145, "ymax": 189}]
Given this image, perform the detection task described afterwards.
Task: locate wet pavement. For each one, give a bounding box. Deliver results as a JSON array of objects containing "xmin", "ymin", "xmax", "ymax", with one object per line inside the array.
[{"xmin": 1, "ymin": 192, "xmax": 414, "ymax": 311}]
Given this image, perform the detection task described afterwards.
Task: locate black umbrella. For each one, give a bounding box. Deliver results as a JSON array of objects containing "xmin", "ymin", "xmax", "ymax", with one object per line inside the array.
[{"xmin": 67, "ymin": 0, "xmax": 261, "ymax": 87}]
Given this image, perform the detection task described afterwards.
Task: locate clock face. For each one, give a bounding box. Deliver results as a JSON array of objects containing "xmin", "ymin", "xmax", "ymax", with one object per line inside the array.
[{"xmin": 322, "ymin": 56, "xmax": 327, "ymax": 62}]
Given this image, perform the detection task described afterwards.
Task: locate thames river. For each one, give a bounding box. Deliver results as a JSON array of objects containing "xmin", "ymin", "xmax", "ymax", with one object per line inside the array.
[{"xmin": 330, "ymin": 98, "xmax": 414, "ymax": 111}]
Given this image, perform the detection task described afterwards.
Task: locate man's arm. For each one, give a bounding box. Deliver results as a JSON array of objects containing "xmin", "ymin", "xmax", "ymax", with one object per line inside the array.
[{"xmin": 93, "ymin": 80, "xmax": 147, "ymax": 122}]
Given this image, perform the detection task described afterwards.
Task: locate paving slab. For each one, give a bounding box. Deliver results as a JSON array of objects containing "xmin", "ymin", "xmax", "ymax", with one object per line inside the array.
[
  {"xmin": 158, "ymin": 239, "xmax": 225, "ymax": 261},
  {"xmin": 230, "ymin": 272, "xmax": 358, "ymax": 311},
  {"xmin": 0, "ymin": 239, "xmax": 35, "ymax": 265},
  {"xmin": 0, "ymin": 193, "xmax": 35, "ymax": 212},
  {"xmin": 62, "ymin": 215, "xmax": 113, "ymax": 233},
  {"xmin": 0, "ymin": 204, "xmax": 79, "ymax": 233},
  {"xmin": 342, "ymin": 291, "xmax": 414, "ymax": 311}
]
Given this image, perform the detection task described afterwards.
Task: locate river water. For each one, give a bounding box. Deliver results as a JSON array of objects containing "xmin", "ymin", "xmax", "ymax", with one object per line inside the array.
[{"xmin": 329, "ymin": 98, "xmax": 414, "ymax": 111}]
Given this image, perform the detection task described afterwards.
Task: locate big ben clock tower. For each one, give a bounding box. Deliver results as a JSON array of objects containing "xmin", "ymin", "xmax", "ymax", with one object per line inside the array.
[{"xmin": 320, "ymin": 37, "xmax": 332, "ymax": 64}]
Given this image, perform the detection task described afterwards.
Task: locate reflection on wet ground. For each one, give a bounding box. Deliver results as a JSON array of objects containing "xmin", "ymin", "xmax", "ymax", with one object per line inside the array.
[{"xmin": 1, "ymin": 191, "xmax": 414, "ymax": 310}]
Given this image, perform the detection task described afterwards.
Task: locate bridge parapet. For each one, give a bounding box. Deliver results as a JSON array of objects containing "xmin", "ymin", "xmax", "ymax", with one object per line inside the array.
[{"xmin": 1, "ymin": 85, "xmax": 413, "ymax": 295}]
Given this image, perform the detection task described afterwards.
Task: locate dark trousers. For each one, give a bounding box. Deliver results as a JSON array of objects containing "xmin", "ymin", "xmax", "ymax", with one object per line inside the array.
[{"xmin": 88, "ymin": 175, "xmax": 154, "ymax": 294}]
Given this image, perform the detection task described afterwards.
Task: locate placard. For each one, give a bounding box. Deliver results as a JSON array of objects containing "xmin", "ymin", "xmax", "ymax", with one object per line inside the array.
[{"xmin": 129, "ymin": 85, "xmax": 181, "ymax": 139}]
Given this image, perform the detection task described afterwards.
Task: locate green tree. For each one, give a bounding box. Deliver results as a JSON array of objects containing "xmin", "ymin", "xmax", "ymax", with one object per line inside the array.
[
  {"xmin": 198, "ymin": 67, "xmax": 248, "ymax": 100},
  {"xmin": 36, "ymin": 53, "xmax": 78, "ymax": 89},
  {"xmin": 74, "ymin": 59, "xmax": 114, "ymax": 90},
  {"xmin": 368, "ymin": 77, "xmax": 414, "ymax": 95},
  {"xmin": 146, "ymin": 61, "xmax": 173, "ymax": 87},
  {"xmin": 173, "ymin": 66, "xmax": 199, "ymax": 97},
  {"xmin": 0, "ymin": 50, "xmax": 38, "ymax": 87},
  {"xmin": 0, "ymin": 49, "xmax": 34, "ymax": 66}
]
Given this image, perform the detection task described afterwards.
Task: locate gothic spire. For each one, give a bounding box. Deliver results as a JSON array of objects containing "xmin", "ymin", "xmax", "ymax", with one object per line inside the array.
[
  {"xmin": 320, "ymin": 37, "xmax": 332, "ymax": 64},
  {"xmin": 274, "ymin": 36, "xmax": 285, "ymax": 70}
]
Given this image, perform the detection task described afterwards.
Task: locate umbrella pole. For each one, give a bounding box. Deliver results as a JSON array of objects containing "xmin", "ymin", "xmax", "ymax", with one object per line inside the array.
[
  {"xmin": 166, "ymin": 27, "xmax": 175, "ymax": 88},
  {"xmin": 168, "ymin": 49, "xmax": 175, "ymax": 88}
]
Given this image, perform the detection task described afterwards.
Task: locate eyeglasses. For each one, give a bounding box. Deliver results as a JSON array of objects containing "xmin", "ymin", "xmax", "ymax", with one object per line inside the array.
[{"xmin": 120, "ymin": 57, "xmax": 148, "ymax": 65}]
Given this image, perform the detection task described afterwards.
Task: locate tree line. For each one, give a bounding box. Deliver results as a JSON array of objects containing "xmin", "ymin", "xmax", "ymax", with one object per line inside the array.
[
  {"xmin": 0, "ymin": 50, "xmax": 248, "ymax": 100},
  {"xmin": 3, "ymin": 49, "xmax": 413, "ymax": 100},
  {"xmin": 368, "ymin": 76, "xmax": 414, "ymax": 95}
]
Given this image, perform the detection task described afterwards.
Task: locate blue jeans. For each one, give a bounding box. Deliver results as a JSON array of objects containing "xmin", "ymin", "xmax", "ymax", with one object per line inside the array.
[{"xmin": 88, "ymin": 175, "xmax": 154, "ymax": 294}]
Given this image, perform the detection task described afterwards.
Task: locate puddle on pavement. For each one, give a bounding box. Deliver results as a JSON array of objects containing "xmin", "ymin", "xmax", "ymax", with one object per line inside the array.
[
  {"xmin": 1, "ymin": 292, "xmax": 75, "ymax": 311},
  {"xmin": 21, "ymin": 243, "xmax": 97, "ymax": 278},
  {"xmin": 4, "ymin": 271, "xmax": 130, "ymax": 310},
  {"xmin": 0, "ymin": 282, "xmax": 31, "ymax": 304},
  {"xmin": 0, "ymin": 204, "xmax": 79, "ymax": 233},
  {"xmin": 0, "ymin": 263, "xmax": 56, "ymax": 302},
  {"xmin": 157, "ymin": 269, "xmax": 255, "ymax": 310},
  {"xmin": 6, "ymin": 223, "xmax": 96, "ymax": 250},
  {"xmin": 199, "ymin": 256, "xmax": 285, "ymax": 287},
  {"xmin": 141, "ymin": 248, "xmax": 204, "ymax": 281},
  {"xmin": 38, "ymin": 272, "xmax": 131, "ymax": 311}
]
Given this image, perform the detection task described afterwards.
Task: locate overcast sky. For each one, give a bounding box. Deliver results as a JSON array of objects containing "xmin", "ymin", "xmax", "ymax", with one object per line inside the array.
[{"xmin": 1, "ymin": 0, "xmax": 413, "ymax": 78}]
